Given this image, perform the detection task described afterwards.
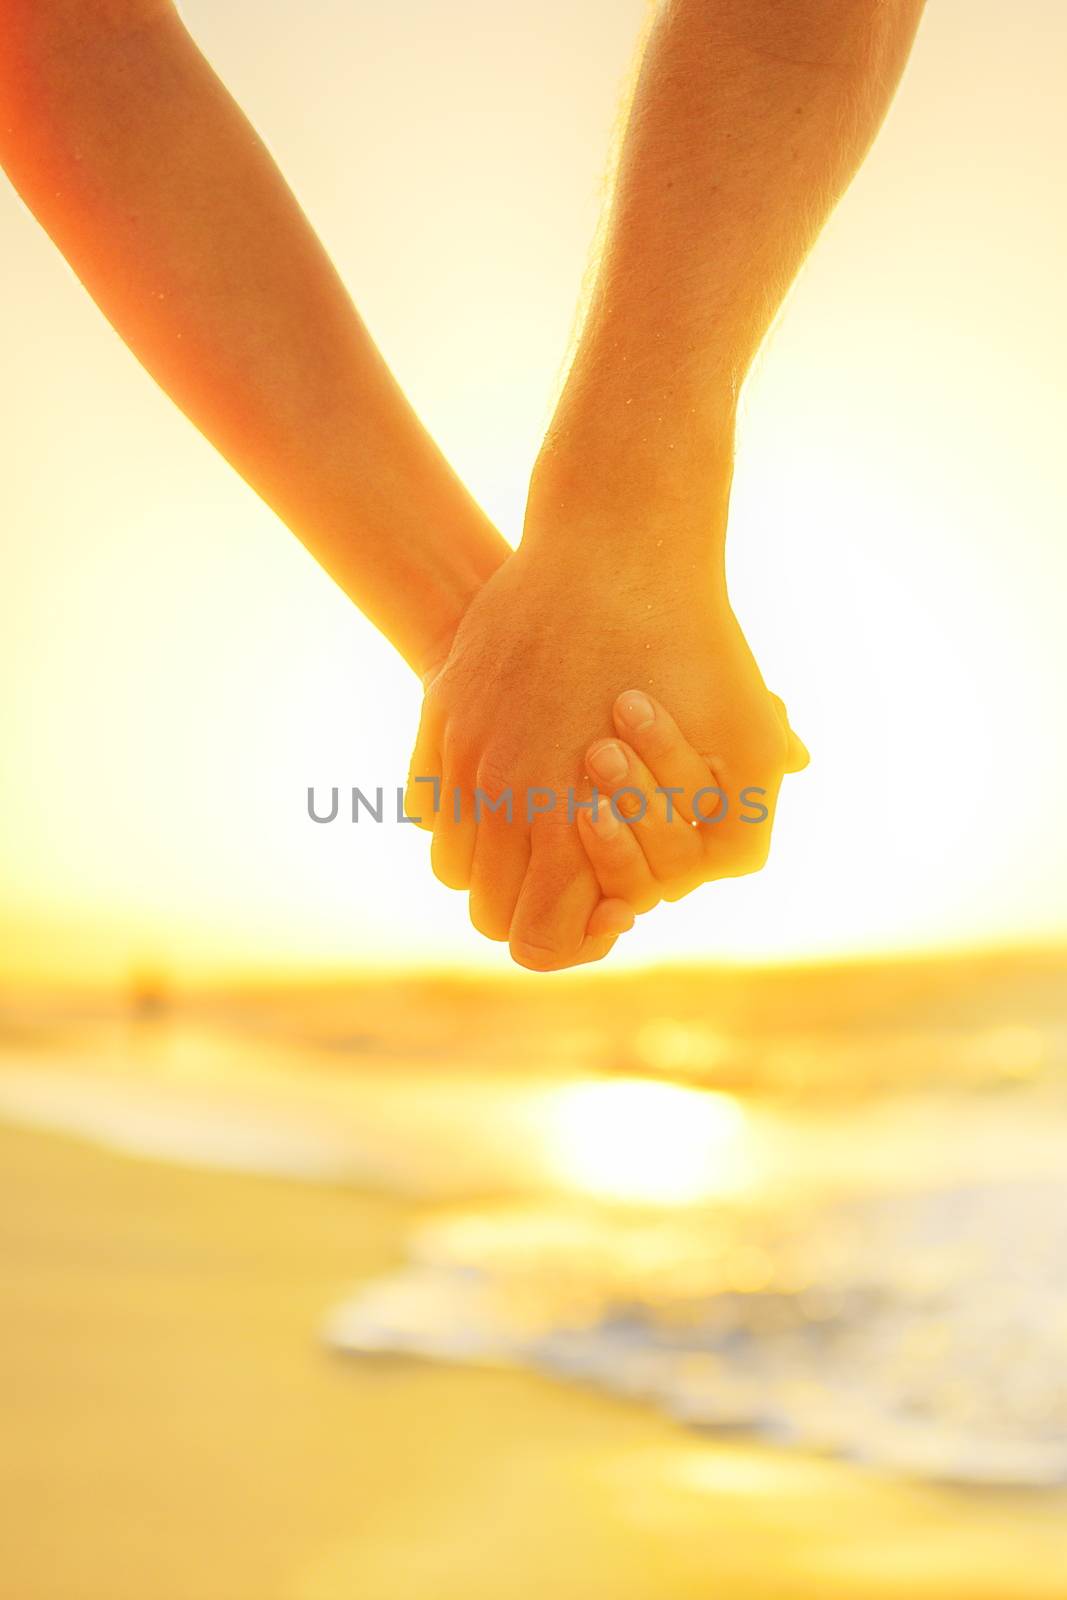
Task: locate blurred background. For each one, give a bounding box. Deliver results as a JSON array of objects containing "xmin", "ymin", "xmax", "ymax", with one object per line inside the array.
[{"xmin": 2, "ymin": 1, "xmax": 1066, "ymax": 1596}]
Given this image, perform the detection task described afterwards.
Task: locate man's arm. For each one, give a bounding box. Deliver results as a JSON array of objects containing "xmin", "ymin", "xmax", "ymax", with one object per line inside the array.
[
  {"xmin": 535, "ymin": 0, "xmax": 927, "ymax": 532},
  {"xmin": 415, "ymin": 0, "xmax": 926, "ymax": 970},
  {"xmin": 0, "ymin": 0, "xmax": 507, "ymax": 679}
]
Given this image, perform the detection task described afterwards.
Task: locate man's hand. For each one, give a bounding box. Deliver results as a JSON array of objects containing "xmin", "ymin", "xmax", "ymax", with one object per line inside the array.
[
  {"xmin": 407, "ymin": 472, "xmax": 805, "ymax": 970},
  {"xmin": 412, "ymin": 0, "xmax": 925, "ymax": 971}
]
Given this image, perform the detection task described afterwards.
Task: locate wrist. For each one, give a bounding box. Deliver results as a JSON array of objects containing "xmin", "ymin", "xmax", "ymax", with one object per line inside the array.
[
  {"xmin": 409, "ymin": 532, "xmax": 509, "ymax": 684},
  {"xmin": 357, "ymin": 462, "xmax": 509, "ymax": 683},
  {"xmin": 545, "ymin": 298, "xmax": 738, "ymax": 469},
  {"xmin": 523, "ymin": 396, "xmax": 736, "ymax": 591}
]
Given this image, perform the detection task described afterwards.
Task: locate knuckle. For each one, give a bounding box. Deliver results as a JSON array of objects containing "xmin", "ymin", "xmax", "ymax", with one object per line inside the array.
[
  {"xmin": 469, "ymin": 899, "xmax": 510, "ymax": 942},
  {"xmin": 528, "ymin": 808, "xmax": 570, "ymax": 847},
  {"xmin": 661, "ymin": 867, "xmax": 706, "ymax": 903},
  {"xmin": 604, "ymin": 842, "xmax": 641, "ymax": 877},
  {"xmin": 510, "ymin": 904, "xmax": 584, "ymax": 971},
  {"xmin": 510, "ymin": 938, "xmax": 568, "ymax": 973},
  {"xmin": 443, "ymin": 725, "xmax": 479, "ymax": 777},
  {"xmin": 604, "ymin": 861, "xmax": 657, "ymax": 908},
  {"xmin": 613, "ymin": 789, "xmax": 646, "ymax": 820},
  {"xmin": 650, "ymin": 821, "xmax": 700, "ymax": 871},
  {"xmin": 475, "ymin": 753, "xmax": 514, "ymax": 802},
  {"xmin": 580, "ymin": 945, "xmax": 612, "ymax": 968}
]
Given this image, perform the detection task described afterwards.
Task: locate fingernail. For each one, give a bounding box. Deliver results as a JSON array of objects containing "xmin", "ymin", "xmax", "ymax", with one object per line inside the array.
[
  {"xmin": 588, "ymin": 740, "xmax": 629, "ymax": 786},
  {"xmin": 616, "ymin": 691, "xmax": 655, "ymax": 733},
  {"xmin": 591, "ymin": 798, "xmax": 620, "ymax": 838}
]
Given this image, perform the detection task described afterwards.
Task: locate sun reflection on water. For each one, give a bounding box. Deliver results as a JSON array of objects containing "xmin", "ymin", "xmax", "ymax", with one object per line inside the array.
[{"xmin": 542, "ymin": 1077, "xmax": 752, "ymax": 1206}]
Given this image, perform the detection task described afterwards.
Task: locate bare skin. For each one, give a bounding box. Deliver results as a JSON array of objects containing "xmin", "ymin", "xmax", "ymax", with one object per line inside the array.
[
  {"xmin": 408, "ymin": 489, "xmax": 803, "ymax": 968},
  {"xmin": 0, "ymin": 0, "xmax": 504, "ymax": 681},
  {"xmin": 415, "ymin": 0, "xmax": 927, "ymax": 969},
  {"xmin": 0, "ymin": 0, "xmax": 741, "ymax": 963},
  {"xmin": 0, "ymin": 0, "xmax": 925, "ymax": 970},
  {"xmin": 577, "ymin": 690, "xmax": 804, "ymax": 915}
]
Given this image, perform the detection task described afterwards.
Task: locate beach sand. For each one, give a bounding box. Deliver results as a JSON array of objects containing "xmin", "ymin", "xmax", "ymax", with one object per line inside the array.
[{"xmin": 3, "ymin": 1118, "xmax": 1066, "ymax": 1600}]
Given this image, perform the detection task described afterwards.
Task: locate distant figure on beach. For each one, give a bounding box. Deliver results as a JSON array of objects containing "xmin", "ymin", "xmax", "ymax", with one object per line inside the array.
[{"xmin": 0, "ymin": 0, "xmax": 925, "ymax": 969}]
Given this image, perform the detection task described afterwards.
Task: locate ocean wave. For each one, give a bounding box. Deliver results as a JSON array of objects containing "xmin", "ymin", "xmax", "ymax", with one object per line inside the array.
[{"xmin": 325, "ymin": 1178, "xmax": 1067, "ymax": 1488}]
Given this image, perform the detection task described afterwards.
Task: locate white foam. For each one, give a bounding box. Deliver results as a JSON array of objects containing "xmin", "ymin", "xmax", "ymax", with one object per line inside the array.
[{"xmin": 327, "ymin": 1175, "xmax": 1067, "ymax": 1488}]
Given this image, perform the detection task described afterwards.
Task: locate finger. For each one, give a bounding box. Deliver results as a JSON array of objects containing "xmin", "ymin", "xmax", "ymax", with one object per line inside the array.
[
  {"xmin": 509, "ymin": 817, "xmax": 601, "ymax": 972},
  {"xmin": 468, "ymin": 801, "xmax": 530, "ymax": 941},
  {"xmin": 586, "ymin": 897, "xmax": 636, "ymax": 939},
  {"xmin": 576, "ymin": 794, "xmax": 661, "ymax": 914},
  {"xmin": 695, "ymin": 759, "xmax": 781, "ymax": 881},
  {"xmin": 770, "ymin": 693, "xmax": 811, "ymax": 774},
  {"xmin": 586, "ymin": 737, "xmax": 703, "ymax": 890},
  {"xmin": 518, "ymin": 920, "xmax": 626, "ymax": 971},
  {"xmin": 784, "ymin": 729, "xmax": 810, "ymax": 773},
  {"xmin": 559, "ymin": 929, "xmax": 623, "ymax": 968},
  {"xmin": 612, "ymin": 691, "xmax": 717, "ymax": 824},
  {"xmin": 429, "ymin": 778, "xmax": 477, "ymax": 891},
  {"xmin": 404, "ymin": 701, "xmax": 445, "ymax": 833}
]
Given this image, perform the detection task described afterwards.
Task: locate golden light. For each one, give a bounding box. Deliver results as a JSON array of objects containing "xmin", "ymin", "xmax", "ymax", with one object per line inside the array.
[
  {"xmin": 543, "ymin": 1077, "xmax": 751, "ymax": 1207},
  {"xmin": 0, "ymin": 0, "xmax": 1064, "ymax": 983}
]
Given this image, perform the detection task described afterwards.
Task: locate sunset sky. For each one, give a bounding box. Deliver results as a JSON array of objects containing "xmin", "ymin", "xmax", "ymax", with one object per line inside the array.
[{"xmin": 1, "ymin": 0, "xmax": 1065, "ymax": 984}]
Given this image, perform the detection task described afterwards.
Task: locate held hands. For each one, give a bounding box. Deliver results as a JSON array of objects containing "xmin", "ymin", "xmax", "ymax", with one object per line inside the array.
[
  {"xmin": 5, "ymin": 0, "xmax": 919, "ymax": 978},
  {"xmin": 578, "ymin": 683, "xmax": 807, "ymax": 914},
  {"xmin": 406, "ymin": 477, "xmax": 808, "ymax": 971}
]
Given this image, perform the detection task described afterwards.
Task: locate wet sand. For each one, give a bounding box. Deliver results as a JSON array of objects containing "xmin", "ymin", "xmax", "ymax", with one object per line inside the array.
[{"xmin": 2, "ymin": 1119, "xmax": 1066, "ymax": 1600}]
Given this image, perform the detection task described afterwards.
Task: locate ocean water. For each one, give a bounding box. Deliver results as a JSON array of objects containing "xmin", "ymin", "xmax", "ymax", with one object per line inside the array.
[
  {"xmin": 3, "ymin": 1004, "xmax": 1067, "ymax": 1489},
  {"xmin": 326, "ymin": 1174, "xmax": 1067, "ymax": 1488}
]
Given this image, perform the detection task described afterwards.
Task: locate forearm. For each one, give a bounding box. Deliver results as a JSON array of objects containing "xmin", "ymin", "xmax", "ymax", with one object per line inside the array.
[
  {"xmin": 531, "ymin": 0, "xmax": 925, "ymax": 553},
  {"xmin": 0, "ymin": 0, "xmax": 506, "ymax": 677}
]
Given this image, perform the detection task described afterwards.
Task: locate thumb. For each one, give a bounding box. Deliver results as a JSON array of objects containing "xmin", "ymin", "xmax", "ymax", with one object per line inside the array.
[
  {"xmin": 770, "ymin": 693, "xmax": 810, "ymax": 775},
  {"xmin": 784, "ymin": 727, "xmax": 811, "ymax": 774}
]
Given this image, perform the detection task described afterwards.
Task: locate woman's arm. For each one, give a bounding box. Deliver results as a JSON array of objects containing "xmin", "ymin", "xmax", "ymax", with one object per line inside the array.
[{"xmin": 0, "ymin": 0, "xmax": 507, "ymax": 678}]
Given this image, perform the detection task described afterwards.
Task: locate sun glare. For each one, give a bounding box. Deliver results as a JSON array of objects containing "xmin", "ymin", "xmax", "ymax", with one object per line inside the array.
[
  {"xmin": 1, "ymin": 0, "xmax": 1065, "ymax": 983},
  {"xmin": 544, "ymin": 1077, "xmax": 751, "ymax": 1207}
]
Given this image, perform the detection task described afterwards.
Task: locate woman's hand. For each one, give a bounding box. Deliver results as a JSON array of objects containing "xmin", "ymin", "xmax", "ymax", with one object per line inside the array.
[{"xmin": 577, "ymin": 690, "xmax": 807, "ymax": 915}]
